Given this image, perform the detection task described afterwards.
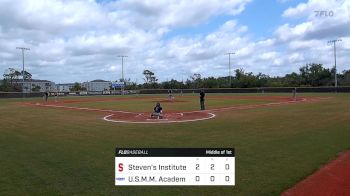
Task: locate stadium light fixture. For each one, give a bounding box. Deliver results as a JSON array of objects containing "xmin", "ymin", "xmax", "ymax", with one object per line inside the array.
[
  {"xmin": 118, "ymin": 55, "xmax": 128, "ymax": 94},
  {"xmin": 118, "ymin": 55, "xmax": 128, "ymax": 82},
  {"xmin": 328, "ymin": 39, "xmax": 342, "ymax": 91},
  {"xmin": 16, "ymin": 47, "xmax": 30, "ymax": 93},
  {"xmin": 225, "ymin": 52, "xmax": 235, "ymax": 88}
]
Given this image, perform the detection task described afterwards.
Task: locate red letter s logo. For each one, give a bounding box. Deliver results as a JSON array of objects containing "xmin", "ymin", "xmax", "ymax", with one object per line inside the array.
[{"xmin": 118, "ymin": 163, "xmax": 123, "ymax": 172}]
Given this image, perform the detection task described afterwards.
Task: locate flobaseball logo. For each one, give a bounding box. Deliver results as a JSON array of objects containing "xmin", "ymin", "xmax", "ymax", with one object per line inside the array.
[{"xmin": 118, "ymin": 163, "xmax": 123, "ymax": 172}]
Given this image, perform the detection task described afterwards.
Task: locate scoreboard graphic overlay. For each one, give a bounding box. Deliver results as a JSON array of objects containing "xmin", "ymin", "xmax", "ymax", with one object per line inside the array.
[{"xmin": 115, "ymin": 148, "xmax": 235, "ymax": 186}]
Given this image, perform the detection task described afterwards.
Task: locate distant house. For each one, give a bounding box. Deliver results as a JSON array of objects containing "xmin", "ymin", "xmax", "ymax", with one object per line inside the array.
[
  {"xmin": 15, "ymin": 79, "xmax": 55, "ymax": 92},
  {"xmin": 56, "ymin": 83, "xmax": 75, "ymax": 92},
  {"xmin": 82, "ymin": 79, "xmax": 112, "ymax": 92}
]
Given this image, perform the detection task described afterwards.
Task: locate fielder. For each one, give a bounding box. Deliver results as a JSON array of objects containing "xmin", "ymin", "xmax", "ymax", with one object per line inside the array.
[
  {"xmin": 54, "ymin": 92, "xmax": 58, "ymax": 102},
  {"xmin": 43, "ymin": 91, "xmax": 49, "ymax": 102},
  {"xmin": 199, "ymin": 90, "xmax": 205, "ymax": 110},
  {"xmin": 293, "ymin": 88, "xmax": 297, "ymax": 101},
  {"xmin": 168, "ymin": 89, "xmax": 174, "ymax": 100}
]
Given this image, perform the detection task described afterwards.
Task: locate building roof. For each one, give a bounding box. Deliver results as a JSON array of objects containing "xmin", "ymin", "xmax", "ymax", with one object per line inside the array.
[
  {"xmin": 13, "ymin": 79, "xmax": 53, "ymax": 83},
  {"xmin": 56, "ymin": 83, "xmax": 75, "ymax": 86},
  {"xmin": 90, "ymin": 79, "xmax": 110, "ymax": 82}
]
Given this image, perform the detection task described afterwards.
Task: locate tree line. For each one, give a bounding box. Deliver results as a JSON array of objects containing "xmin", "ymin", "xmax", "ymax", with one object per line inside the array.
[
  {"xmin": 1, "ymin": 63, "xmax": 350, "ymax": 92},
  {"xmin": 126, "ymin": 63, "xmax": 350, "ymax": 90}
]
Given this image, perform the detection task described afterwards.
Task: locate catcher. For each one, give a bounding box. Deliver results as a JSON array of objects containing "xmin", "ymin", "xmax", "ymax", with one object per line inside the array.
[{"xmin": 151, "ymin": 102, "xmax": 163, "ymax": 119}]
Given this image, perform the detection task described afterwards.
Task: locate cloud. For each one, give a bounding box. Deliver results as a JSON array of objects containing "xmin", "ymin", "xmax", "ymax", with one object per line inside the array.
[
  {"xmin": 0, "ymin": 0, "xmax": 254, "ymax": 82},
  {"xmin": 0, "ymin": 0, "xmax": 349, "ymax": 84},
  {"xmin": 111, "ymin": 0, "xmax": 252, "ymax": 28},
  {"xmin": 273, "ymin": 0, "xmax": 350, "ymax": 72},
  {"xmin": 280, "ymin": 0, "xmax": 350, "ymax": 41}
]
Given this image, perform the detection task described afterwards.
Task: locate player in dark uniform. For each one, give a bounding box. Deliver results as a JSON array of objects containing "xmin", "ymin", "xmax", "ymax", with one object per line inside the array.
[
  {"xmin": 200, "ymin": 90, "xmax": 205, "ymax": 110},
  {"xmin": 151, "ymin": 102, "xmax": 163, "ymax": 119},
  {"xmin": 44, "ymin": 91, "xmax": 49, "ymax": 102},
  {"xmin": 168, "ymin": 89, "xmax": 174, "ymax": 100}
]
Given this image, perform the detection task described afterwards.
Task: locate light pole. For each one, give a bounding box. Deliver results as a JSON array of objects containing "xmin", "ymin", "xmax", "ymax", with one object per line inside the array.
[
  {"xmin": 225, "ymin": 52, "xmax": 235, "ymax": 88},
  {"xmin": 16, "ymin": 47, "xmax": 30, "ymax": 93},
  {"xmin": 328, "ymin": 39, "xmax": 342, "ymax": 91},
  {"xmin": 118, "ymin": 55, "xmax": 127, "ymax": 94}
]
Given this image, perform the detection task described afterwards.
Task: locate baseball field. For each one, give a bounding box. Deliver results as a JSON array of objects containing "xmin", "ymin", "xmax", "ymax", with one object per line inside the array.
[{"xmin": 0, "ymin": 93, "xmax": 349, "ymax": 195}]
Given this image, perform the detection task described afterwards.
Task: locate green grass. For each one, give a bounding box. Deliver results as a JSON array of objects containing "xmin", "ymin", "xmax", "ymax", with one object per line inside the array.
[{"xmin": 0, "ymin": 93, "xmax": 350, "ymax": 195}]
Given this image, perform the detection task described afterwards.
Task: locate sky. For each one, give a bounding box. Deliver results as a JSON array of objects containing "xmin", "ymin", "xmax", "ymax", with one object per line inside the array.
[{"xmin": 0, "ymin": 0, "xmax": 349, "ymax": 83}]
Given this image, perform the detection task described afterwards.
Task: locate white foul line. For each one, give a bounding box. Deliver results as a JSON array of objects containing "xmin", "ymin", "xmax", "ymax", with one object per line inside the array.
[{"xmin": 103, "ymin": 113, "xmax": 216, "ymax": 124}]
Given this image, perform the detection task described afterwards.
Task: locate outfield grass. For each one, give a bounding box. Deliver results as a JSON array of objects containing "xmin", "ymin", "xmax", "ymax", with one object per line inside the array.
[{"xmin": 0, "ymin": 93, "xmax": 349, "ymax": 195}]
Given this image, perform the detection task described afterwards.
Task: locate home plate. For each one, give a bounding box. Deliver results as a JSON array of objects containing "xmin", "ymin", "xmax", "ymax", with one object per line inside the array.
[{"xmin": 146, "ymin": 118, "xmax": 169, "ymax": 121}]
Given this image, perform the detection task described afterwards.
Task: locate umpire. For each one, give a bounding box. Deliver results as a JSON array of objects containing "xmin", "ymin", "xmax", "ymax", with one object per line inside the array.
[{"xmin": 199, "ymin": 90, "xmax": 205, "ymax": 110}]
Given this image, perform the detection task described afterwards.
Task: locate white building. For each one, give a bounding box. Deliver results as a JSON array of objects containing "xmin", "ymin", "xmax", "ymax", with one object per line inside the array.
[
  {"xmin": 82, "ymin": 79, "xmax": 112, "ymax": 91},
  {"xmin": 56, "ymin": 83, "xmax": 75, "ymax": 92},
  {"xmin": 15, "ymin": 79, "xmax": 55, "ymax": 92}
]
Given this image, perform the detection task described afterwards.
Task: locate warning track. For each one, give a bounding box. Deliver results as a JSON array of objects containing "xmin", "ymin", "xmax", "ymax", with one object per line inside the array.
[{"xmin": 282, "ymin": 150, "xmax": 350, "ymax": 196}]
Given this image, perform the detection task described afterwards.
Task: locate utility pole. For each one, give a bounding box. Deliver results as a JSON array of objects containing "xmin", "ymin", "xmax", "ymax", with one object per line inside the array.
[
  {"xmin": 118, "ymin": 55, "xmax": 127, "ymax": 94},
  {"xmin": 225, "ymin": 52, "xmax": 235, "ymax": 88},
  {"xmin": 328, "ymin": 39, "xmax": 342, "ymax": 91},
  {"xmin": 16, "ymin": 47, "xmax": 30, "ymax": 93}
]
